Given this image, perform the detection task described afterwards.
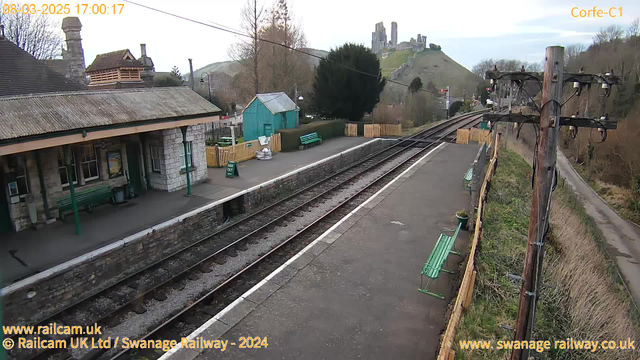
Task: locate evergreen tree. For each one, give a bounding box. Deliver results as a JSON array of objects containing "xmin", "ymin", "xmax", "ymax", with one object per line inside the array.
[
  {"xmin": 312, "ymin": 43, "xmax": 386, "ymax": 121},
  {"xmin": 170, "ymin": 66, "xmax": 182, "ymax": 80}
]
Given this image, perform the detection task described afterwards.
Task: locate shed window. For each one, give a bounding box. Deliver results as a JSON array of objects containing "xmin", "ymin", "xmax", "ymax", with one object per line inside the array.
[
  {"xmin": 80, "ymin": 145, "xmax": 100, "ymax": 181},
  {"xmin": 58, "ymin": 149, "xmax": 78, "ymax": 187},
  {"xmin": 179, "ymin": 142, "xmax": 193, "ymax": 169},
  {"xmin": 150, "ymin": 145, "xmax": 163, "ymax": 173}
]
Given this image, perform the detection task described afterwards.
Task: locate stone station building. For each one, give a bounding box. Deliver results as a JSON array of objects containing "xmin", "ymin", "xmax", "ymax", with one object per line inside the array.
[{"xmin": 0, "ymin": 87, "xmax": 220, "ymax": 233}]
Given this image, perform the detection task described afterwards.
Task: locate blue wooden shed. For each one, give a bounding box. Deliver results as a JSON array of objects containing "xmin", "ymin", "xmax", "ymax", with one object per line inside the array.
[{"xmin": 242, "ymin": 92, "xmax": 299, "ymax": 141}]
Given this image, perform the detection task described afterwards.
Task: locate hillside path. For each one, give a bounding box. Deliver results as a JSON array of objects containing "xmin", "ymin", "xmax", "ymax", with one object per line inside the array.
[{"xmin": 557, "ymin": 150, "xmax": 640, "ymax": 305}]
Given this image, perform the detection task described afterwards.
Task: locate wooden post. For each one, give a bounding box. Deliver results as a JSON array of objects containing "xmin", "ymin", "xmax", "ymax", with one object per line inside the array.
[
  {"xmin": 463, "ymin": 270, "xmax": 477, "ymax": 310},
  {"xmin": 511, "ymin": 46, "xmax": 563, "ymax": 360}
]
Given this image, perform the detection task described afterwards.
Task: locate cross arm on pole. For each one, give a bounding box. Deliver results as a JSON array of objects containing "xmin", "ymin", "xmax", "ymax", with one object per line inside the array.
[
  {"xmin": 482, "ymin": 113, "xmax": 618, "ymax": 130},
  {"xmin": 484, "ymin": 71, "xmax": 621, "ymax": 86}
]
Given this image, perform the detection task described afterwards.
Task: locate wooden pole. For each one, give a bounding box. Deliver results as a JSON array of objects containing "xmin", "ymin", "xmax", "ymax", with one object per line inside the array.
[{"xmin": 511, "ymin": 46, "xmax": 563, "ymax": 360}]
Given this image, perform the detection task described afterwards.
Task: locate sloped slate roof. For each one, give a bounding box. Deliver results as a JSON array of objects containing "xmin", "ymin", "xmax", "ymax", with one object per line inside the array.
[
  {"xmin": 86, "ymin": 49, "xmax": 144, "ymax": 72},
  {"xmin": 0, "ymin": 87, "xmax": 221, "ymax": 141},
  {"xmin": 254, "ymin": 92, "xmax": 297, "ymax": 114},
  {"xmin": 0, "ymin": 37, "xmax": 85, "ymax": 97}
]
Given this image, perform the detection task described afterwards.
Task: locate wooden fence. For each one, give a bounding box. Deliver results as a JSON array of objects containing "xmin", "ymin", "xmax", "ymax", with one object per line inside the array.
[
  {"xmin": 456, "ymin": 128, "xmax": 490, "ymax": 145},
  {"xmin": 456, "ymin": 129, "xmax": 470, "ymax": 144},
  {"xmin": 470, "ymin": 128, "xmax": 491, "ymax": 144},
  {"xmin": 206, "ymin": 133, "xmax": 281, "ymax": 167},
  {"xmin": 437, "ymin": 133, "xmax": 499, "ymax": 360},
  {"xmin": 364, "ymin": 124, "xmax": 381, "ymax": 138},
  {"xmin": 363, "ymin": 124, "xmax": 402, "ymax": 138},
  {"xmin": 345, "ymin": 123, "xmax": 358, "ymax": 137},
  {"xmin": 379, "ymin": 124, "xmax": 402, "ymax": 136}
]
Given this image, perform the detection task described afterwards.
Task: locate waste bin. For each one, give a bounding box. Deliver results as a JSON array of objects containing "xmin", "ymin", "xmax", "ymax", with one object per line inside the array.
[{"xmin": 114, "ymin": 187, "xmax": 125, "ymax": 203}]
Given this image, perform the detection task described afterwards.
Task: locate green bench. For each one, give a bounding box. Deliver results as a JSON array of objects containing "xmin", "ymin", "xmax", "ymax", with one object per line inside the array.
[
  {"xmin": 299, "ymin": 132, "xmax": 322, "ymax": 149},
  {"xmin": 56, "ymin": 185, "xmax": 114, "ymax": 220},
  {"xmin": 462, "ymin": 166, "xmax": 473, "ymax": 191},
  {"xmin": 418, "ymin": 223, "xmax": 462, "ymax": 299}
]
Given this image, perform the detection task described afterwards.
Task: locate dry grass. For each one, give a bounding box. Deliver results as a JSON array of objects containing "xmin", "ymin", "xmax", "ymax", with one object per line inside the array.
[{"xmin": 546, "ymin": 190, "xmax": 638, "ymax": 359}]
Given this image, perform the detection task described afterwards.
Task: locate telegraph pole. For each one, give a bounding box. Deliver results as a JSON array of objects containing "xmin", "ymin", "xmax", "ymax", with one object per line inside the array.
[{"xmin": 511, "ymin": 46, "xmax": 564, "ymax": 360}]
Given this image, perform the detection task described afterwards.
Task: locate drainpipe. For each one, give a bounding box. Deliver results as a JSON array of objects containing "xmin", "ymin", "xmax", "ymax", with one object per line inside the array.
[
  {"xmin": 180, "ymin": 126, "xmax": 192, "ymax": 196},
  {"xmin": 35, "ymin": 151, "xmax": 51, "ymax": 220},
  {"xmin": 64, "ymin": 145, "xmax": 81, "ymax": 234}
]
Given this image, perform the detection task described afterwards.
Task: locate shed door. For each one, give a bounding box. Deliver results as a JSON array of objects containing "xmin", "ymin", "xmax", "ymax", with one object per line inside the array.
[{"xmin": 264, "ymin": 124, "xmax": 273, "ymax": 137}]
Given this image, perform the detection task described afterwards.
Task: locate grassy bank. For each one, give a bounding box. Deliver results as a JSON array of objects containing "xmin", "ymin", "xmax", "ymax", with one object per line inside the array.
[
  {"xmin": 454, "ymin": 150, "xmax": 638, "ymax": 360},
  {"xmin": 401, "ymin": 119, "xmax": 448, "ymax": 136}
]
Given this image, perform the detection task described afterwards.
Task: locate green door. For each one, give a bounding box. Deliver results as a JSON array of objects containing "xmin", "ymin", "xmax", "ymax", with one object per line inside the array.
[
  {"xmin": 0, "ymin": 173, "xmax": 12, "ymax": 233},
  {"xmin": 126, "ymin": 143, "xmax": 143, "ymax": 194},
  {"xmin": 264, "ymin": 124, "xmax": 273, "ymax": 137}
]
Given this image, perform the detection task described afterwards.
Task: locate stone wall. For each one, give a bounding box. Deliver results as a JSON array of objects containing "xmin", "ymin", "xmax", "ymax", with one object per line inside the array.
[
  {"xmin": 162, "ymin": 125, "xmax": 207, "ymax": 192},
  {"xmin": 1, "ymin": 139, "xmax": 394, "ymax": 326}
]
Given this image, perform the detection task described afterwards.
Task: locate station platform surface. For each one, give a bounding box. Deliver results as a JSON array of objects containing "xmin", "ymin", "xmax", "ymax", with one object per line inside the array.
[
  {"xmin": 0, "ymin": 137, "xmax": 370, "ymax": 286},
  {"xmin": 170, "ymin": 143, "xmax": 479, "ymax": 360}
]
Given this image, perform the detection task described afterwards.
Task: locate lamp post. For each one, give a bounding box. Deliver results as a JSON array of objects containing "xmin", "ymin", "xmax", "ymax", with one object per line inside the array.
[{"xmin": 200, "ymin": 72, "xmax": 211, "ymax": 103}]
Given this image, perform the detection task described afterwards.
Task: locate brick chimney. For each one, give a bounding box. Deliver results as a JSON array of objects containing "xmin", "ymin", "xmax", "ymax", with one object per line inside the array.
[
  {"xmin": 138, "ymin": 43, "xmax": 155, "ymax": 86},
  {"xmin": 61, "ymin": 17, "xmax": 87, "ymax": 85}
]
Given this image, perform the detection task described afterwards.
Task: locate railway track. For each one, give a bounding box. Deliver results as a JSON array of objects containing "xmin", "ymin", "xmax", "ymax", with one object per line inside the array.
[{"xmin": 8, "ymin": 111, "xmax": 485, "ymax": 360}]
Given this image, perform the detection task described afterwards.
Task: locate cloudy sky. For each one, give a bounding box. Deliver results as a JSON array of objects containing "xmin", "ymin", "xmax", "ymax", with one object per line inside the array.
[{"xmin": 27, "ymin": 0, "xmax": 640, "ymax": 73}]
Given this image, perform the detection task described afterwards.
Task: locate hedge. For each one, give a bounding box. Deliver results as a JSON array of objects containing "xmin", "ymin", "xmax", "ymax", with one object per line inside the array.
[{"xmin": 277, "ymin": 120, "xmax": 345, "ymax": 151}]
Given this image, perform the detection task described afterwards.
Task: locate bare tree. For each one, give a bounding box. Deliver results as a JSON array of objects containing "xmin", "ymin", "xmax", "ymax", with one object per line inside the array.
[
  {"xmin": 564, "ymin": 43, "xmax": 586, "ymax": 68},
  {"xmin": 593, "ymin": 25, "xmax": 624, "ymax": 44},
  {"xmin": 259, "ymin": 0, "xmax": 308, "ymax": 93},
  {"xmin": 228, "ymin": 0, "xmax": 265, "ymax": 97},
  {"xmin": 472, "ymin": 58, "xmax": 494, "ymax": 78},
  {"xmin": 524, "ymin": 61, "xmax": 544, "ymax": 73},
  {"xmin": 0, "ymin": 1, "xmax": 63, "ymax": 59},
  {"xmin": 627, "ymin": 18, "xmax": 639, "ymax": 38}
]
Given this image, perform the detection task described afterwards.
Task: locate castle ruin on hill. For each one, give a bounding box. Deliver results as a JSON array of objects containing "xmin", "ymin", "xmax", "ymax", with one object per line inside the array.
[{"xmin": 371, "ymin": 21, "xmax": 426, "ymax": 56}]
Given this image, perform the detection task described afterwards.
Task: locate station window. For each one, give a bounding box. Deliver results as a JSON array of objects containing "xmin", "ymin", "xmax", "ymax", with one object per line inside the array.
[
  {"xmin": 150, "ymin": 145, "xmax": 163, "ymax": 173},
  {"xmin": 179, "ymin": 142, "xmax": 193, "ymax": 169},
  {"xmin": 80, "ymin": 145, "xmax": 100, "ymax": 181},
  {"xmin": 58, "ymin": 149, "xmax": 78, "ymax": 187}
]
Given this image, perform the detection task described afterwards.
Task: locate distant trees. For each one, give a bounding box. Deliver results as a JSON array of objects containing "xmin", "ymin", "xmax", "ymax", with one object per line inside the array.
[
  {"xmin": 472, "ymin": 58, "xmax": 543, "ymax": 78},
  {"xmin": 429, "ymin": 43, "xmax": 442, "ymax": 50},
  {"xmin": 564, "ymin": 44, "xmax": 586, "ymax": 69},
  {"xmin": 0, "ymin": 1, "xmax": 62, "ymax": 59},
  {"xmin": 313, "ymin": 43, "xmax": 386, "ymax": 121},
  {"xmin": 593, "ymin": 25, "xmax": 624, "ymax": 44},
  {"xmin": 627, "ymin": 18, "xmax": 639, "ymax": 38}
]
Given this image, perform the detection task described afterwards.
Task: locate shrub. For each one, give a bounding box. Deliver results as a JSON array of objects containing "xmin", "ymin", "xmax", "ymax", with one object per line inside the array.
[{"xmin": 277, "ymin": 120, "xmax": 345, "ymax": 151}]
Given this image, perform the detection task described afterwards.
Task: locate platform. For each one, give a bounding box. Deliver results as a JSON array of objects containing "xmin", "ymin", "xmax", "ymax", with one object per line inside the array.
[
  {"xmin": 0, "ymin": 137, "xmax": 371, "ymax": 286},
  {"xmin": 167, "ymin": 143, "xmax": 480, "ymax": 360}
]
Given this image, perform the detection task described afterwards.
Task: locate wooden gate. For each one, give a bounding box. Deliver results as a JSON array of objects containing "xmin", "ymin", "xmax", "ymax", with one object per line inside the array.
[{"xmin": 345, "ymin": 123, "xmax": 358, "ymax": 137}]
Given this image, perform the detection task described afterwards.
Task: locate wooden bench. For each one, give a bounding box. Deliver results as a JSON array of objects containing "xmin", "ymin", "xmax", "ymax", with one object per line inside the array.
[
  {"xmin": 418, "ymin": 223, "xmax": 462, "ymax": 299},
  {"xmin": 56, "ymin": 185, "xmax": 114, "ymax": 220},
  {"xmin": 299, "ymin": 132, "xmax": 322, "ymax": 149},
  {"xmin": 462, "ymin": 166, "xmax": 473, "ymax": 191}
]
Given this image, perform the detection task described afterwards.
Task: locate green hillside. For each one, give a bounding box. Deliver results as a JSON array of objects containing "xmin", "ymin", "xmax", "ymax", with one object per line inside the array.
[
  {"xmin": 380, "ymin": 49, "xmax": 414, "ymax": 77},
  {"xmin": 382, "ymin": 50, "xmax": 482, "ymax": 100}
]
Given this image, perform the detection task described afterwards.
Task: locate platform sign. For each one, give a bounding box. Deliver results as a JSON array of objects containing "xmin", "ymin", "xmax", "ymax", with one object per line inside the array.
[{"xmin": 225, "ymin": 161, "xmax": 239, "ymax": 178}]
